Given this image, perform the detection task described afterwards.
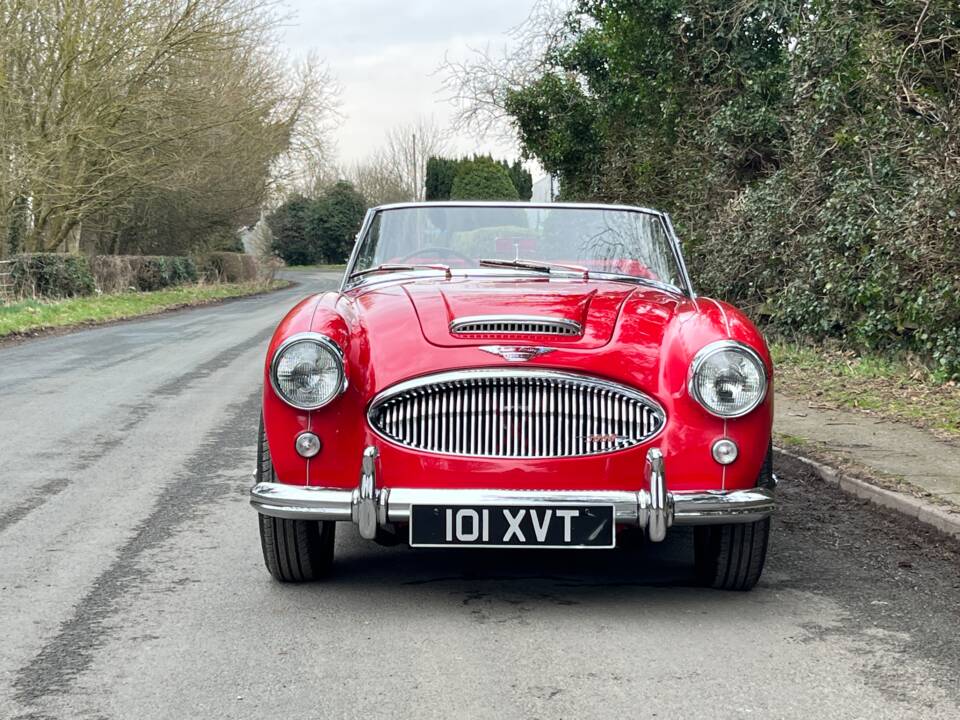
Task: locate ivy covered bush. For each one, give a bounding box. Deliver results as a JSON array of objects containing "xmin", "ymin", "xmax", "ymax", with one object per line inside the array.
[
  {"xmin": 502, "ymin": 0, "xmax": 960, "ymax": 378},
  {"xmin": 88, "ymin": 255, "xmax": 199, "ymax": 293},
  {"xmin": 689, "ymin": 2, "xmax": 960, "ymax": 378},
  {"xmin": 130, "ymin": 256, "xmax": 199, "ymax": 291},
  {"xmin": 11, "ymin": 254, "xmax": 96, "ymax": 298},
  {"xmin": 11, "ymin": 253, "xmax": 250, "ymax": 299}
]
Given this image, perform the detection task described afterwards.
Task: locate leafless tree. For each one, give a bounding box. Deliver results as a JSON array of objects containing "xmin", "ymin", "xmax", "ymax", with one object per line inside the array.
[
  {"xmin": 343, "ymin": 151, "xmax": 411, "ymax": 207},
  {"xmin": 379, "ymin": 116, "xmax": 449, "ymax": 201},
  {"xmin": 0, "ymin": 0, "xmax": 338, "ymax": 255},
  {"xmin": 439, "ymin": 0, "xmax": 568, "ymax": 141}
]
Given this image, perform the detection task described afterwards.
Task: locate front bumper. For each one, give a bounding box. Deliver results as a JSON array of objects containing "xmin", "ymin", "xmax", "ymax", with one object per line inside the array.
[{"xmin": 250, "ymin": 447, "xmax": 775, "ymax": 543}]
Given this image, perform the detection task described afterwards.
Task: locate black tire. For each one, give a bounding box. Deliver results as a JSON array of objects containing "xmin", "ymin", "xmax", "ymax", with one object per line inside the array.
[
  {"xmin": 256, "ymin": 415, "xmax": 335, "ymax": 582},
  {"xmin": 758, "ymin": 441, "xmax": 775, "ymax": 489},
  {"xmin": 693, "ymin": 444, "xmax": 774, "ymax": 590},
  {"xmin": 694, "ymin": 518, "xmax": 771, "ymax": 591}
]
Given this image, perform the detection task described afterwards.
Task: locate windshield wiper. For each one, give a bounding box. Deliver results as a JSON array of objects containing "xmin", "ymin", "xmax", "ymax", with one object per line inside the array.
[
  {"xmin": 479, "ymin": 259, "xmax": 680, "ymax": 293},
  {"xmin": 478, "ymin": 258, "xmax": 589, "ymax": 278},
  {"xmin": 589, "ymin": 270, "xmax": 681, "ymax": 294},
  {"xmin": 350, "ymin": 263, "xmax": 451, "ymax": 280}
]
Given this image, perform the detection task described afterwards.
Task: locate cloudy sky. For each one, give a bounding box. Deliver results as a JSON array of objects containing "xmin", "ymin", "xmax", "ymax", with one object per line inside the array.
[{"xmin": 280, "ymin": 0, "xmax": 539, "ymax": 169}]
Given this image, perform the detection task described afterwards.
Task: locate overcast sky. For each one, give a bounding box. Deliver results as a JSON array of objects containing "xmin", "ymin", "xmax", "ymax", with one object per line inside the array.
[{"xmin": 280, "ymin": 0, "xmax": 539, "ymax": 170}]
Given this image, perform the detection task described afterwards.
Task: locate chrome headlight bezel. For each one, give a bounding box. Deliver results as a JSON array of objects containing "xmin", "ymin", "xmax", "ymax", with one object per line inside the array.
[
  {"xmin": 688, "ymin": 340, "xmax": 768, "ymax": 418},
  {"xmin": 269, "ymin": 332, "xmax": 346, "ymax": 410}
]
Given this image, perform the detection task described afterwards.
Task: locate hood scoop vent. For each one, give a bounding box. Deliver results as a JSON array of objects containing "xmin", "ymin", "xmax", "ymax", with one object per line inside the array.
[{"xmin": 450, "ymin": 315, "xmax": 581, "ymax": 337}]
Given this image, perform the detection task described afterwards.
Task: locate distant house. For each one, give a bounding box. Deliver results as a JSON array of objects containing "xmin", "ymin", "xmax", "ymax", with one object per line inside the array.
[
  {"xmin": 531, "ymin": 174, "xmax": 559, "ymax": 203},
  {"xmin": 239, "ymin": 214, "xmax": 272, "ymax": 255}
]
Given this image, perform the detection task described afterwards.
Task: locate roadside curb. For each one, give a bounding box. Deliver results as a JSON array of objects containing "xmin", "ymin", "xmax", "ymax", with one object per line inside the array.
[{"xmin": 775, "ymin": 446, "xmax": 960, "ymax": 540}]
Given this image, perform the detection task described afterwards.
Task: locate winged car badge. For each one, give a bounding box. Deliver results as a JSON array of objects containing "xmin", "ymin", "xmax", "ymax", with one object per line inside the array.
[{"xmin": 478, "ymin": 346, "xmax": 556, "ymax": 362}]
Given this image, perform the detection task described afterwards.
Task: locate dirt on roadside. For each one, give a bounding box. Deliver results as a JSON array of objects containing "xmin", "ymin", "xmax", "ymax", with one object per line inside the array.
[{"xmin": 771, "ymin": 452, "xmax": 960, "ymax": 701}]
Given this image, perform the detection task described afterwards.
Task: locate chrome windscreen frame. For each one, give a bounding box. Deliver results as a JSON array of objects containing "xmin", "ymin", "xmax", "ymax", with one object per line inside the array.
[{"xmin": 339, "ymin": 201, "xmax": 696, "ymax": 297}]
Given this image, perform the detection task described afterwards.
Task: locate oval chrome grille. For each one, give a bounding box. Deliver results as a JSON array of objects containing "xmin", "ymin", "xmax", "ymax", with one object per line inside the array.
[
  {"xmin": 368, "ymin": 369, "xmax": 665, "ymax": 458},
  {"xmin": 450, "ymin": 315, "xmax": 581, "ymax": 336}
]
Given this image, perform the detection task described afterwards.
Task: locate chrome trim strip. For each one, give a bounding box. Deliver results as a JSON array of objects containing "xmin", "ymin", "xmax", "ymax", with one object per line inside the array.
[
  {"xmin": 450, "ymin": 314, "xmax": 582, "ymax": 336},
  {"xmin": 662, "ymin": 212, "xmax": 695, "ymax": 298},
  {"xmin": 342, "ymin": 268, "xmax": 685, "ymax": 295},
  {"xmin": 339, "ymin": 208, "xmax": 377, "ymax": 293},
  {"xmin": 268, "ymin": 332, "xmax": 347, "ymax": 411},
  {"xmin": 366, "ymin": 368, "xmax": 666, "ymax": 459},
  {"xmin": 478, "ymin": 346, "xmax": 556, "ymax": 362},
  {"xmin": 687, "ymin": 340, "xmax": 769, "ymax": 419}
]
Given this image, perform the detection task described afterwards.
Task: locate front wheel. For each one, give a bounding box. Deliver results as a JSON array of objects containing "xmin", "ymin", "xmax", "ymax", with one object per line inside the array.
[
  {"xmin": 256, "ymin": 413, "xmax": 336, "ymax": 582},
  {"xmin": 694, "ymin": 518, "xmax": 770, "ymax": 591},
  {"xmin": 258, "ymin": 514, "xmax": 336, "ymax": 582}
]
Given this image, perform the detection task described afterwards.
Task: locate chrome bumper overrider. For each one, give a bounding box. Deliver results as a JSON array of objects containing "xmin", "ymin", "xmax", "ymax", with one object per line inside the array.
[{"xmin": 249, "ymin": 448, "xmax": 775, "ymax": 543}]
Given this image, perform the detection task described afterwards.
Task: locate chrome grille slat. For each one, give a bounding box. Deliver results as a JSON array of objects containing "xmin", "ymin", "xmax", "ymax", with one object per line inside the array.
[
  {"xmin": 450, "ymin": 315, "xmax": 581, "ymax": 337},
  {"xmin": 369, "ymin": 370, "xmax": 665, "ymax": 459}
]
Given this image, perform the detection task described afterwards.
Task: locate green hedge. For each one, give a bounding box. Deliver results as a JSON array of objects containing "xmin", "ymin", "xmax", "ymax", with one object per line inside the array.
[
  {"xmin": 691, "ymin": 172, "xmax": 960, "ymax": 379},
  {"xmin": 199, "ymin": 252, "xmax": 260, "ymax": 283},
  {"xmin": 10, "ymin": 254, "xmax": 96, "ymax": 299},
  {"xmin": 132, "ymin": 256, "xmax": 199, "ymax": 291},
  {"xmin": 496, "ymin": 1, "xmax": 960, "ymax": 379},
  {"xmin": 9, "ymin": 252, "xmax": 255, "ymax": 299},
  {"xmin": 88, "ymin": 255, "xmax": 200, "ymax": 293}
]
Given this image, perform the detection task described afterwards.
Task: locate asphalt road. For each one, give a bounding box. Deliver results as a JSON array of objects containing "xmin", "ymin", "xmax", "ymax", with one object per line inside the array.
[{"xmin": 1, "ymin": 270, "xmax": 959, "ymax": 720}]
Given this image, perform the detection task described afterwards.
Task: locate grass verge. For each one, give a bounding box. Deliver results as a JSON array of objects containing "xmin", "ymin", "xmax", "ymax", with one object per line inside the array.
[
  {"xmin": 0, "ymin": 280, "xmax": 288, "ymax": 338},
  {"xmin": 772, "ymin": 342, "xmax": 960, "ymax": 440}
]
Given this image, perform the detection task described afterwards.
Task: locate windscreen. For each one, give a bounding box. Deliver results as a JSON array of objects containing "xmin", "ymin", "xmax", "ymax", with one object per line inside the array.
[{"xmin": 352, "ymin": 205, "xmax": 684, "ymax": 289}]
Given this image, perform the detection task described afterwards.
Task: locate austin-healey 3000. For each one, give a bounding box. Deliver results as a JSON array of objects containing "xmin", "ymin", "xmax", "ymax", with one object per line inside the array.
[{"xmin": 251, "ymin": 202, "xmax": 775, "ymax": 590}]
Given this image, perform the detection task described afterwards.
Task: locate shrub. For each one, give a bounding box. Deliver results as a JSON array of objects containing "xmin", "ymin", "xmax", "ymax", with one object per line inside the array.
[
  {"xmin": 8, "ymin": 252, "xmax": 244, "ymax": 299},
  {"xmin": 200, "ymin": 252, "xmax": 260, "ymax": 282},
  {"xmin": 308, "ymin": 181, "xmax": 367, "ymax": 264},
  {"xmin": 169, "ymin": 256, "xmax": 199, "ymax": 285},
  {"xmin": 450, "ymin": 158, "xmax": 520, "ymax": 201},
  {"xmin": 267, "ymin": 195, "xmax": 315, "ymax": 265},
  {"xmin": 132, "ymin": 256, "xmax": 172, "ymax": 291},
  {"xmin": 428, "ymin": 156, "xmax": 532, "ymax": 201},
  {"xmin": 10, "ymin": 254, "xmax": 96, "ymax": 299},
  {"xmin": 89, "ymin": 256, "xmax": 137, "ymax": 294},
  {"xmin": 90, "ymin": 255, "xmax": 200, "ymax": 293}
]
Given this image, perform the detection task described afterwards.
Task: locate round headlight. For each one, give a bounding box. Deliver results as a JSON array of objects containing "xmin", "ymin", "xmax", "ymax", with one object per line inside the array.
[
  {"xmin": 689, "ymin": 341, "xmax": 767, "ymax": 418},
  {"xmin": 270, "ymin": 333, "xmax": 345, "ymax": 410}
]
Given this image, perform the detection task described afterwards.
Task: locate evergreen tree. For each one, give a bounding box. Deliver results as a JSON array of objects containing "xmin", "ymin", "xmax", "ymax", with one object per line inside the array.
[
  {"xmin": 450, "ymin": 158, "xmax": 520, "ymax": 201},
  {"xmin": 309, "ymin": 182, "xmax": 368, "ymax": 264},
  {"xmin": 425, "ymin": 157, "xmax": 459, "ymax": 200},
  {"xmin": 267, "ymin": 195, "xmax": 314, "ymax": 265}
]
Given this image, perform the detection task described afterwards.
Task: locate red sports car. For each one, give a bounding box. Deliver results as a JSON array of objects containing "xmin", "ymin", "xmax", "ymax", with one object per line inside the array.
[{"xmin": 252, "ymin": 202, "xmax": 775, "ymax": 590}]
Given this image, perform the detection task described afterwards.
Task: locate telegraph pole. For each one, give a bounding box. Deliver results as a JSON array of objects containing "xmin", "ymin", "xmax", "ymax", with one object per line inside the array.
[{"xmin": 411, "ymin": 132, "xmax": 417, "ymax": 201}]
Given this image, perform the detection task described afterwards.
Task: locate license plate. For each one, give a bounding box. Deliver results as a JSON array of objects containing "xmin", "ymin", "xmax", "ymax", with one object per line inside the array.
[{"xmin": 409, "ymin": 504, "xmax": 615, "ymax": 549}]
